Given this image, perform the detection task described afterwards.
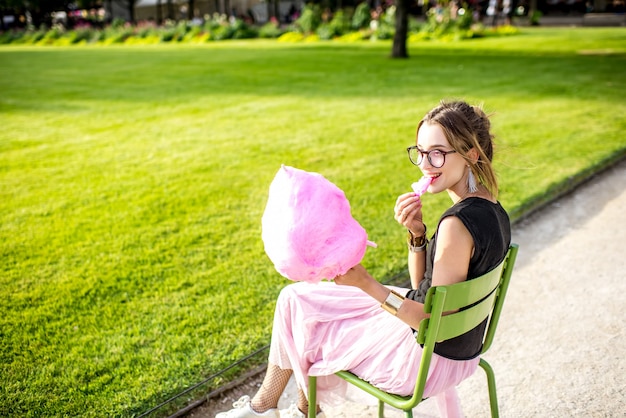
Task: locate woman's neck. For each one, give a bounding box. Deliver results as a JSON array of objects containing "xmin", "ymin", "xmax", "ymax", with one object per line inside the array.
[{"xmin": 449, "ymin": 184, "xmax": 496, "ymax": 204}]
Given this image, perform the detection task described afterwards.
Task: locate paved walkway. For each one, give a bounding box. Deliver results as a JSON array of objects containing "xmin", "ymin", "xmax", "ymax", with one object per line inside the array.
[{"xmin": 198, "ymin": 158, "xmax": 626, "ymax": 417}]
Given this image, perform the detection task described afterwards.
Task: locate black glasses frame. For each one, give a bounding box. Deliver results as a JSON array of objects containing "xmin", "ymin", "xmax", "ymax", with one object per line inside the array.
[{"xmin": 406, "ymin": 146, "xmax": 457, "ymax": 168}]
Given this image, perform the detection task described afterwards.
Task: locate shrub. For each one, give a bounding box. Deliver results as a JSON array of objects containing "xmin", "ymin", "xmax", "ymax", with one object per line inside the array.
[
  {"xmin": 315, "ymin": 23, "xmax": 335, "ymax": 40},
  {"xmin": 158, "ymin": 20, "xmax": 191, "ymax": 42},
  {"xmin": 336, "ymin": 30, "xmax": 368, "ymax": 42},
  {"xmin": 277, "ymin": 31, "xmax": 305, "ymax": 42},
  {"xmin": 203, "ymin": 14, "xmax": 225, "ymax": 32},
  {"xmin": 111, "ymin": 17, "xmax": 126, "ymax": 29},
  {"xmin": 136, "ymin": 22, "xmax": 160, "ymax": 39},
  {"xmin": 351, "ymin": 2, "xmax": 371, "ymax": 30},
  {"xmin": 329, "ymin": 10, "xmax": 350, "ymax": 36},
  {"xmin": 231, "ymin": 19, "xmax": 258, "ymax": 39},
  {"xmin": 36, "ymin": 27, "xmax": 64, "ymax": 45},
  {"xmin": 530, "ymin": 10, "xmax": 542, "ymax": 26},
  {"xmin": 160, "ymin": 27, "xmax": 177, "ymax": 42},
  {"xmin": 294, "ymin": 4, "xmax": 322, "ymax": 33},
  {"xmin": 258, "ymin": 19, "xmax": 284, "ymax": 38},
  {"xmin": 194, "ymin": 32, "xmax": 212, "ymax": 42},
  {"xmin": 409, "ymin": 16, "xmax": 423, "ymax": 33},
  {"xmin": 373, "ymin": 5, "xmax": 395, "ymax": 40},
  {"xmin": 182, "ymin": 25, "xmax": 202, "ymax": 42},
  {"xmin": 211, "ymin": 24, "xmax": 235, "ymax": 41},
  {"xmin": 0, "ymin": 5, "xmax": 522, "ymax": 46},
  {"xmin": 0, "ymin": 31, "xmax": 16, "ymax": 44},
  {"xmin": 314, "ymin": 9, "xmax": 349, "ymax": 40},
  {"xmin": 418, "ymin": 2, "xmax": 477, "ymax": 40},
  {"xmin": 2, "ymin": 29, "xmax": 46, "ymax": 44},
  {"xmin": 200, "ymin": 13, "xmax": 247, "ymax": 41},
  {"xmin": 101, "ymin": 26, "xmax": 134, "ymax": 44},
  {"xmin": 174, "ymin": 20, "xmax": 191, "ymax": 40},
  {"xmin": 456, "ymin": 6, "xmax": 474, "ymax": 30},
  {"xmin": 69, "ymin": 28, "xmax": 95, "ymax": 44},
  {"xmin": 304, "ymin": 33, "xmax": 320, "ymax": 42},
  {"xmin": 494, "ymin": 24, "xmax": 520, "ymax": 35}
]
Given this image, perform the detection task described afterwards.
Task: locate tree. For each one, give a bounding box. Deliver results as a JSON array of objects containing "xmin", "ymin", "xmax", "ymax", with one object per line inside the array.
[
  {"xmin": 527, "ymin": 0, "xmax": 539, "ymax": 25},
  {"xmin": 0, "ymin": 0, "xmax": 22, "ymax": 29},
  {"xmin": 391, "ymin": 0, "xmax": 410, "ymax": 58},
  {"xmin": 114, "ymin": 0, "xmax": 138, "ymax": 23},
  {"xmin": 1, "ymin": 0, "xmax": 75, "ymax": 28},
  {"xmin": 263, "ymin": 0, "xmax": 279, "ymax": 22},
  {"xmin": 166, "ymin": 0, "xmax": 173, "ymax": 19},
  {"xmin": 187, "ymin": 0, "xmax": 195, "ymax": 19}
]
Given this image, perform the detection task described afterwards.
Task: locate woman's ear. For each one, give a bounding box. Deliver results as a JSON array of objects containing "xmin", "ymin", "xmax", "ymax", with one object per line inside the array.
[{"xmin": 468, "ymin": 147, "xmax": 479, "ymax": 164}]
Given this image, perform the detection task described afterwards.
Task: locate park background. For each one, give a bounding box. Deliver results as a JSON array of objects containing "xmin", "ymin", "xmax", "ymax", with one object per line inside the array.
[{"xmin": 1, "ymin": 3, "xmax": 625, "ymax": 417}]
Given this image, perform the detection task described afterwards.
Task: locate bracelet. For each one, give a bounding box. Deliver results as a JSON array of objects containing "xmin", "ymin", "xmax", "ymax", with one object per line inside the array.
[
  {"xmin": 407, "ymin": 228, "xmax": 428, "ymax": 253},
  {"xmin": 381, "ymin": 289, "xmax": 406, "ymax": 316},
  {"xmin": 408, "ymin": 241, "xmax": 427, "ymax": 253}
]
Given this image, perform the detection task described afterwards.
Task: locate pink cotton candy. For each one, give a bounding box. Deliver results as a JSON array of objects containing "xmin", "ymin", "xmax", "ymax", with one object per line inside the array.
[
  {"xmin": 261, "ymin": 165, "xmax": 375, "ymax": 283},
  {"xmin": 411, "ymin": 176, "xmax": 433, "ymax": 196}
]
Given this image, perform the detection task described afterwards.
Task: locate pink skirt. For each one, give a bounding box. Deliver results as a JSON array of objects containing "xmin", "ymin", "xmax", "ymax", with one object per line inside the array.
[{"xmin": 268, "ymin": 282, "xmax": 479, "ymax": 416}]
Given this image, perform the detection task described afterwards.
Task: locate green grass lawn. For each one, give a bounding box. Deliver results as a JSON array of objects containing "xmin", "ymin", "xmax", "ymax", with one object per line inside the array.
[{"xmin": 1, "ymin": 28, "xmax": 625, "ymax": 417}]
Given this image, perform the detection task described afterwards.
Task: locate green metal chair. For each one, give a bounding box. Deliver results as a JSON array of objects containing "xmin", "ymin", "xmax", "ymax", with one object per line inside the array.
[{"xmin": 308, "ymin": 244, "xmax": 519, "ymax": 418}]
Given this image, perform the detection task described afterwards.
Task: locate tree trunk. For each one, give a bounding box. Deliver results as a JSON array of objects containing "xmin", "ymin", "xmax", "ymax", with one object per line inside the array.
[
  {"xmin": 188, "ymin": 0, "xmax": 195, "ymax": 19},
  {"xmin": 528, "ymin": 0, "xmax": 540, "ymax": 24},
  {"xmin": 157, "ymin": 0, "xmax": 162, "ymax": 24},
  {"xmin": 391, "ymin": 0, "xmax": 409, "ymax": 58},
  {"xmin": 167, "ymin": 0, "xmax": 174, "ymax": 19},
  {"xmin": 127, "ymin": 0, "xmax": 137, "ymax": 23},
  {"xmin": 273, "ymin": 0, "xmax": 280, "ymax": 21},
  {"xmin": 104, "ymin": 0, "xmax": 113, "ymax": 23}
]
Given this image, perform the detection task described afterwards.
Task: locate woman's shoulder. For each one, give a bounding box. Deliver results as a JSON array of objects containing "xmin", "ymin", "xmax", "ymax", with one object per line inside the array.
[
  {"xmin": 442, "ymin": 197, "xmax": 510, "ymax": 230},
  {"xmin": 445, "ymin": 197, "xmax": 504, "ymax": 215}
]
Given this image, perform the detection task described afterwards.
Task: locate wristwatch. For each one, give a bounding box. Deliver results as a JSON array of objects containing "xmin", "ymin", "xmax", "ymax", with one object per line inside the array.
[{"xmin": 407, "ymin": 229, "xmax": 427, "ymax": 253}]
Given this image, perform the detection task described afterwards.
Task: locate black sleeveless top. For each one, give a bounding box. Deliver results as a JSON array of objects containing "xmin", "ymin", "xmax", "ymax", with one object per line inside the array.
[{"xmin": 406, "ymin": 197, "xmax": 511, "ymax": 360}]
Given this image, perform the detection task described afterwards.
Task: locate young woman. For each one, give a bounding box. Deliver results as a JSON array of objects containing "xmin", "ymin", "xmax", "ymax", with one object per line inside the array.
[{"xmin": 216, "ymin": 100, "xmax": 511, "ymax": 418}]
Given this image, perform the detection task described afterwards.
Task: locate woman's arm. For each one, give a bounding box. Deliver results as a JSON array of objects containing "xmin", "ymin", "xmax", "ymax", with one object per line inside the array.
[
  {"xmin": 394, "ymin": 192, "xmax": 428, "ymax": 289},
  {"xmin": 335, "ymin": 215, "xmax": 474, "ymax": 329},
  {"xmin": 408, "ymin": 248, "xmax": 427, "ymax": 289},
  {"xmin": 334, "ymin": 265, "xmax": 429, "ymax": 330},
  {"xmin": 430, "ymin": 215, "xmax": 473, "ymax": 287}
]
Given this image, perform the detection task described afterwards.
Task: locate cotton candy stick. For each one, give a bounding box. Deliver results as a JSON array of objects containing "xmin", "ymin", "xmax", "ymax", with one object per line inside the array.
[{"xmin": 411, "ymin": 176, "xmax": 433, "ymax": 197}]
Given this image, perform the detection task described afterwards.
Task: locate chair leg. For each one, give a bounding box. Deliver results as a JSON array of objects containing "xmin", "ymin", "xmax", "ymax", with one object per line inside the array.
[
  {"xmin": 308, "ymin": 376, "xmax": 317, "ymax": 418},
  {"xmin": 479, "ymin": 358, "xmax": 499, "ymax": 418}
]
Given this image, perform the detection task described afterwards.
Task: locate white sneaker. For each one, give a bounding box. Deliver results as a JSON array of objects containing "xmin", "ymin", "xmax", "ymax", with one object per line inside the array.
[
  {"xmin": 215, "ymin": 396, "xmax": 279, "ymax": 418},
  {"xmin": 279, "ymin": 403, "xmax": 325, "ymax": 418}
]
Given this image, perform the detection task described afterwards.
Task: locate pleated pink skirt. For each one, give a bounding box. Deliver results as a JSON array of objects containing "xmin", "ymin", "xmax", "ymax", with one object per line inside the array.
[{"xmin": 268, "ymin": 282, "xmax": 480, "ymax": 416}]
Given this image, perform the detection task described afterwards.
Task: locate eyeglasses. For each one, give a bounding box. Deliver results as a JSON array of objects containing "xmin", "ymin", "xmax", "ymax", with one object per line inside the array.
[{"xmin": 407, "ymin": 146, "xmax": 457, "ymax": 168}]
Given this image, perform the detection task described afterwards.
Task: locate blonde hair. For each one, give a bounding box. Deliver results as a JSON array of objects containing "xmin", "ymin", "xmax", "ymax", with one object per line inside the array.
[{"xmin": 417, "ymin": 100, "xmax": 499, "ymax": 198}]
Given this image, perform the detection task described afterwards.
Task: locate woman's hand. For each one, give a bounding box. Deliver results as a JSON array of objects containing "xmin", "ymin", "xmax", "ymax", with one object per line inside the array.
[
  {"xmin": 334, "ymin": 264, "xmax": 372, "ymax": 288},
  {"xmin": 335, "ymin": 264, "xmax": 389, "ymax": 305},
  {"xmin": 394, "ymin": 192, "xmax": 425, "ymax": 236}
]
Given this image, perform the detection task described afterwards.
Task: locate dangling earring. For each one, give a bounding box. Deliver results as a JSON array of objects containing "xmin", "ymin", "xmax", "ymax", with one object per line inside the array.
[{"xmin": 467, "ymin": 166, "xmax": 478, "ymax": 193}]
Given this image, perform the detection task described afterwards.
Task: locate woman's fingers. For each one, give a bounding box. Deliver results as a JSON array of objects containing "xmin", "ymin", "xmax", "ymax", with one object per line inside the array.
[{"xmin": 394, "ymin": 194, "xmax": 422, "ymax": 226}]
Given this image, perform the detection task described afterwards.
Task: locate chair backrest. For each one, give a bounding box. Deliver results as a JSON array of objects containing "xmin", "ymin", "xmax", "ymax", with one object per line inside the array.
[{"xmin": 411, "ymin": 244, "xmax": 519, "ymax": 403}]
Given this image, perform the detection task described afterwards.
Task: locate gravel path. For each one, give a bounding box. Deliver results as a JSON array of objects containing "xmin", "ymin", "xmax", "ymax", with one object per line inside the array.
[{"xmin": 192, "ymin": 158, "xmax": 626, "ymax": 418}]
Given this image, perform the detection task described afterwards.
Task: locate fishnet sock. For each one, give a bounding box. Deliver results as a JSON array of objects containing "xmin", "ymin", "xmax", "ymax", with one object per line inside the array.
[
  {"xmin": 250, "ymin": 363, "xmax": 292, "ymax": 412},
  {"xmin": 296, "ymin": 387, "xmax": 321, "ymax": 416}
]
